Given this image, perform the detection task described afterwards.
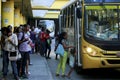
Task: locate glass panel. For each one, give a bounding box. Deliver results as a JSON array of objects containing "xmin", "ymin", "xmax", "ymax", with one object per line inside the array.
[
  {"xmin": 31, "ymin": 0, "xmax": 55, "ymax": 7},
  {"xmin": 32, "ymin": 10, "xmax": 48, "ymax": 17},
  {"xmin": 85, "ymin": 6, "xmax": 119, "ymax": 41}
]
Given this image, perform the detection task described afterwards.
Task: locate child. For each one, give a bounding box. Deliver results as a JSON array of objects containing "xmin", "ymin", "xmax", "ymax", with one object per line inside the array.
[{"xmin": 67, "ymin": 48, "xmax": 76, "ymax": 78}]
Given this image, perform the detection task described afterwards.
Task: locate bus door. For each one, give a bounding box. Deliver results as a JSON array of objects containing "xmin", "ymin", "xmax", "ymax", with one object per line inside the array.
[{"xmin": 75, "ymin": 7, "xmax": 82, "ymax": 67}]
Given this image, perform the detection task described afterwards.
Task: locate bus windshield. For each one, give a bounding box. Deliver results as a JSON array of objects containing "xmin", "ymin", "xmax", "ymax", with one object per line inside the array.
[
  {"xmin": 85, "ymin": 6, "xmax": 120, "ymax": 41},
  {"xmin": 85, "ymin": 0, "xmax": 120, "ymax": 3}
]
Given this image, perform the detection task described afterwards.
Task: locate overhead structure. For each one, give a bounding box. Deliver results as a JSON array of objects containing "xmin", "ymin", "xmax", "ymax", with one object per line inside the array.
[
  {"xmin": 31, "ymin": 0, "xmax": 70, "ymax": 18},
  {"xmin": 14, "ymin": 0, "xmax": 32, "ymax": 18},
  {"xmin": 2, "ymin": 0, "xmax": 71, "ymax": 19}
]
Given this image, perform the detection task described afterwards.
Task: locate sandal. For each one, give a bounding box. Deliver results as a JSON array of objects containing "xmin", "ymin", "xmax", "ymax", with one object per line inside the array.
[{"xmin": 56, "ymin": 74, "xmax": 59, "ymax": 76}]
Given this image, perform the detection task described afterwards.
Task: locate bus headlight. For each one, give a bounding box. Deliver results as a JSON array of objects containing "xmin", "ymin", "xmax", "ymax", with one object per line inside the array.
[
  {"xmin": 86, "ymin": 47, "xmax": 97, "ymax": 56},
  {"xmin": 86, "ymin": 47, "xmax": 92, "ymax": 53}
]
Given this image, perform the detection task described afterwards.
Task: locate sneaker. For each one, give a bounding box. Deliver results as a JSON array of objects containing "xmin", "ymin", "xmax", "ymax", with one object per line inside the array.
[
  {"xmin": 29, "ymin": 63, "xmax": 33, "ymax": 65},
  {"xmin": 66, "ymin": 75, "xmax": 71, "ymax": 79},
  {"xmin": 22, "ymin": 74, "xmax": 28, "ymax": 79},
  {"xmin": 48, "ymin": 57, "xmax": 51, "ymax": 59},
  {"xmin": 26, "ymin": 71, "xmax": 31, "ymax": 75},
  {"xmin": 15, "ymin": 77, "xmax": 21, "ymax": 80},
  {"xmin": 61, "ymin": 75, "xmax": 66, "ymax": 78}
]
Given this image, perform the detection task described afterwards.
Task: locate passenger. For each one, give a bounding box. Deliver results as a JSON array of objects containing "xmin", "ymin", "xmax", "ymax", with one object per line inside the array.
[
  {"xmin": 54, "ymin": 34, "xmax": 60, "ymax": 60},
  {"xmin": 30, "ymin": 26, "xmax": 36, "ymax": 54},
  {"xmin": 89, "ymin": 16, "xmax": 99, "ymax": 34},
  {"xmin": 34, "ymin": 26, "xmax": 41, "ymax": 53},
  {"xmin": 16, "ymin": 26, "xmax": 23, "ymax": 77},
  {"xmin": 39, "ymin": 27, "xmax": 47, "ymax": 56},
  {"xmin": 56, "ymin": 32, "xmax": 73, "ymax": 77},
  {"xmin": 66, "ymin": 48, "xmax": 76, "ymax": 78},
  {"xmin": 26, "ymin": 26, "xmax": 33, "ymax": 75},
  {"xmin": 45, "ymin": 29, "xmax": 52, "ymax": 59},
  {"xmin": 1, "ymin": 27, "xmax": 8, "ymax": 72},
  {"xmin": 18, "ymin": 24, "xmax": 32, "ymax": 79},
  {"xmin": 2, "ymin": 26, "xmax": 20, "ymax": 80}
]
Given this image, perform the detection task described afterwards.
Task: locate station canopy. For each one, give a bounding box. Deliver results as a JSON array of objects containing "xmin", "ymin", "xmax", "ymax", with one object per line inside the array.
[{"xmin": 30, "ymin": 0, "xmax": 71, "ymax": 18}]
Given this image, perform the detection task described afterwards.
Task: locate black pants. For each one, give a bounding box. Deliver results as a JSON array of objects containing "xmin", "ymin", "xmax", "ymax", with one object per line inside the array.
[
  {"xmin": 17, "ymin": 51, "xmax": 29, "ymax": 76},
  {"xmin": 40, "ymin": 41, "xmax": 47, "ymax": 56},
  {"xmin": 45, "ymin": 44, "xmax": 51, "ymax": 58}
]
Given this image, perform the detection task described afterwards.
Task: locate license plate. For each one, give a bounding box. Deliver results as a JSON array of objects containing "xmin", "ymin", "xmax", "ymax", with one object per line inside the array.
[{"xmin": 116, "ymin": 52, "xmax": 120, "ymax": 57}]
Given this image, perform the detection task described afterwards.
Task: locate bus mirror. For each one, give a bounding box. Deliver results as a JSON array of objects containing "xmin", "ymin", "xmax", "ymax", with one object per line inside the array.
[{"xmin": 77, "ymin": 7, "xmax": 82, "ymax": 18}]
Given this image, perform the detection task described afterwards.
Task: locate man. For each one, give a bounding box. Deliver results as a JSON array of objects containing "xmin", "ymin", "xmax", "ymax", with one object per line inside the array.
[{"xmin": 34, "ymin": 26, "xmax": 41, "ymax": 53}]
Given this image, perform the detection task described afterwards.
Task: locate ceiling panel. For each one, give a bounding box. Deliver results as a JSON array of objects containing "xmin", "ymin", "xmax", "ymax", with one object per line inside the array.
[{"xmin": 14, "ymin": 0, "xmax": 70, "ymax": 18}]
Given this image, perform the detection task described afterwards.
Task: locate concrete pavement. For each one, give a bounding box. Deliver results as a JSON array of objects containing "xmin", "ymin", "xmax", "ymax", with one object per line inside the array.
[{"xmin": 0, "ymin": 54, "xmax": 53, "ymax": 80}]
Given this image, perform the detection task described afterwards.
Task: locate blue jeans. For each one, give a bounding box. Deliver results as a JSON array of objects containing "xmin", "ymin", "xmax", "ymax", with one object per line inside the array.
[{"xmin": 3, "ymin": 50, "xmax": 18, "ymax": 78}]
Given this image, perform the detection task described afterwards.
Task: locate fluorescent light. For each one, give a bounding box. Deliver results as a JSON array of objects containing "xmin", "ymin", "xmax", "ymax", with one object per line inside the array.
[
  {"xmin": 31, "ymin": 0, "xmax": 55, "ymax": 7},
  {"xmin": 2, "ymin": 0, "xmax": 7, "ymax": 2},
  {"xmin": 32, "ymin": 10, "xmax": 48, "ymax": 17}
]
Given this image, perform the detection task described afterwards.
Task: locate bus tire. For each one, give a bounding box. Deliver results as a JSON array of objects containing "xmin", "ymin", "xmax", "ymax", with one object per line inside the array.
[{"xmin": 75, "ymin": 64, "xmax": 85, "ymax": 74}]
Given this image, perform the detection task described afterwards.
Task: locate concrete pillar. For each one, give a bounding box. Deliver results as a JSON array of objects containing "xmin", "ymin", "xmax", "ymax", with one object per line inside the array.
[
  {"xmin": 0, "ymin": 0, "xmax": 1, "ymax": 55},
  {"xmin": 23, "ymin": 16, "xmax": 26, "ymax": 24},
  {"xmin": 2, "ymin": 0, "xmax": 14, "ymax": 27},
  {"xmin": 35, "ymin": 19, "xmax": 37, "ymax": 27},
  {"xmin": 20, "ymin": 13, "xmax": 24, "ymax": 25},
  {"xmin": 14, "ymin": 8, "xmax": 20, "ymax": 27},
  {"xmin": 0, "ymin": 0, "xmax": 1, "ymax": 29}
]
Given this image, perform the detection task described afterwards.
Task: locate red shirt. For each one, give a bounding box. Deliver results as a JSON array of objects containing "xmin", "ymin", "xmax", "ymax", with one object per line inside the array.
[
  {"xmin": 46, "ymin": 34, "xmax": 50, "ymax": 39},
  {"xmin": 40, "ymin": 32, "xmax": 46, "ymax": 42}
]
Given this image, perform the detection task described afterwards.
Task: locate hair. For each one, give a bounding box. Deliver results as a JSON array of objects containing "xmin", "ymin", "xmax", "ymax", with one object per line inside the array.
[
  {"xmin": 7, "ymin": 27, "xmax": 12, "ymax": 33},
  {"xmin": 46, "ymin": 29, "xmax": 50, "ymax": 33},
  {"xmin": 14, "ymin": 27, "xmax": 18, "ymax": 33},
  {"xmin": 7, "ymin": 25, "xmax": 12, "ymax": 29},
  {"xmin": 70, "ymin": 48, "xmax": 76, "ymax": 56},
  {"xmin": 58, "ymin": 32, "xmax": 67, "ymax": 44},
  {"xmin": 24, "ymin": 24, "xmax": 28, "ymax": 28},
  {"xmin": 41, "ymin": 27, "xmax": 45, "ymax": 31},
  {"xmin": 1, "ymin": 27, "xmax": 7, "ymax": 35}
]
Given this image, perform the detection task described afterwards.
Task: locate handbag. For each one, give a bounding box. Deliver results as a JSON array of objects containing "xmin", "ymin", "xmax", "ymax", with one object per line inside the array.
[
  {"xmin": 8, "ymin": 48, "xmax": 22, "ymax": 61},
  {"xmin": 29, "ymin": 42, "xmax": 35, "ymax": 48},
  {"xmin": 69, "ymin": 55, "xmax": 75, "ymax": 68},
  {"xmin": 55, "ymin": 44, "xmax": 64, "ymax": 56}
]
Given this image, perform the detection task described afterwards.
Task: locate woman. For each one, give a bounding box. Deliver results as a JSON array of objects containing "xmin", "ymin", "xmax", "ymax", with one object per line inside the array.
[
  {"xmin": 45, "ymin": 29, "xmax": 52, "ymax": 59},
  {"xmin": 56, "ymin": 32, "xmax": 73, "ymax": 77},
  {"xmin": 18, "ymin": 24, "xmax": 32, "ymax": 79},
  {"xmin": 2, "ymin": 26, "xmax": 19, "ymax": 80}
]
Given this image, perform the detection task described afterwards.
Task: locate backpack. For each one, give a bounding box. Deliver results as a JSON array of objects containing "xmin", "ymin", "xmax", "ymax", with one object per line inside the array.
[
  {"xmin": 18, "ymin": 32, "xmax": 25, "ymax": 45},
  {"xmin": 47, "ymin": 38, "xmax": 52, "ymax": 45}
]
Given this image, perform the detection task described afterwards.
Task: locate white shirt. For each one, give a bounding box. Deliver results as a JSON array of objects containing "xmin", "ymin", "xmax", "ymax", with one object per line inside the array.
[
  {"xmin": 4, "ymin": 33, "xmax": 18, "ymax": 52},
  {"xmin": 34, "ymin": 28, "xmax": 41, "ymax": 34},
  {"xmin": 18, "ymin": 32, "xmax": 32, "ymax": 52}
]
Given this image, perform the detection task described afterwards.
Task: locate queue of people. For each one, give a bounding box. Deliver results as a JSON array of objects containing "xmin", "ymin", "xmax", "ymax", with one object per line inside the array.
[
  {"xmin": 1, "ymin": 24, "xmax": 75, "ymax": 80},
  {"xmin": 1, "ymin": 24, "xmax": 52, "ymax": 80}
]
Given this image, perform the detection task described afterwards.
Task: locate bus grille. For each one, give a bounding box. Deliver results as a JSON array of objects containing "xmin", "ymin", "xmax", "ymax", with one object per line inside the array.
[{"xmin": 107, "ymin": 60, "xmax": 120, "ymax": 64}]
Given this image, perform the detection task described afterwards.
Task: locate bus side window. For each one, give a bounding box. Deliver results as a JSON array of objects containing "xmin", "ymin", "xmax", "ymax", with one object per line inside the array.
[{"xmin": 77, "ymin": 6, "xmax": 82, "ymax": 18}]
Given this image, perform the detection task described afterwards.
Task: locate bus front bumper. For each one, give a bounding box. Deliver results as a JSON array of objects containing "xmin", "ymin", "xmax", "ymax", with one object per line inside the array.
[{"xmin": 82, "ymin": 54, "xmax": 120, "ymax": 69}]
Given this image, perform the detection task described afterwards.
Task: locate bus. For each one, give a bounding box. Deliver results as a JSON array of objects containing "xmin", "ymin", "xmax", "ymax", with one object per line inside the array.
[{"xmin": 59, "ymin": 0, "xmax": 120, "ymax": 71}]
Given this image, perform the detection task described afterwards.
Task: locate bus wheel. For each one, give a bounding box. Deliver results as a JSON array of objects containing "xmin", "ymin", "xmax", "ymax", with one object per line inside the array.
[{"xmin": 75, "ymin": 64, "xmax": 84, "ymax": 74}]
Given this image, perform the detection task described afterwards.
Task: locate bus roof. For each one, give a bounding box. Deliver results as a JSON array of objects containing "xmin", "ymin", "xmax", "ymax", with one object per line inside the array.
[{"xmin": 85, "ymin": 0, "xmax": 120, "ymax": 3}]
